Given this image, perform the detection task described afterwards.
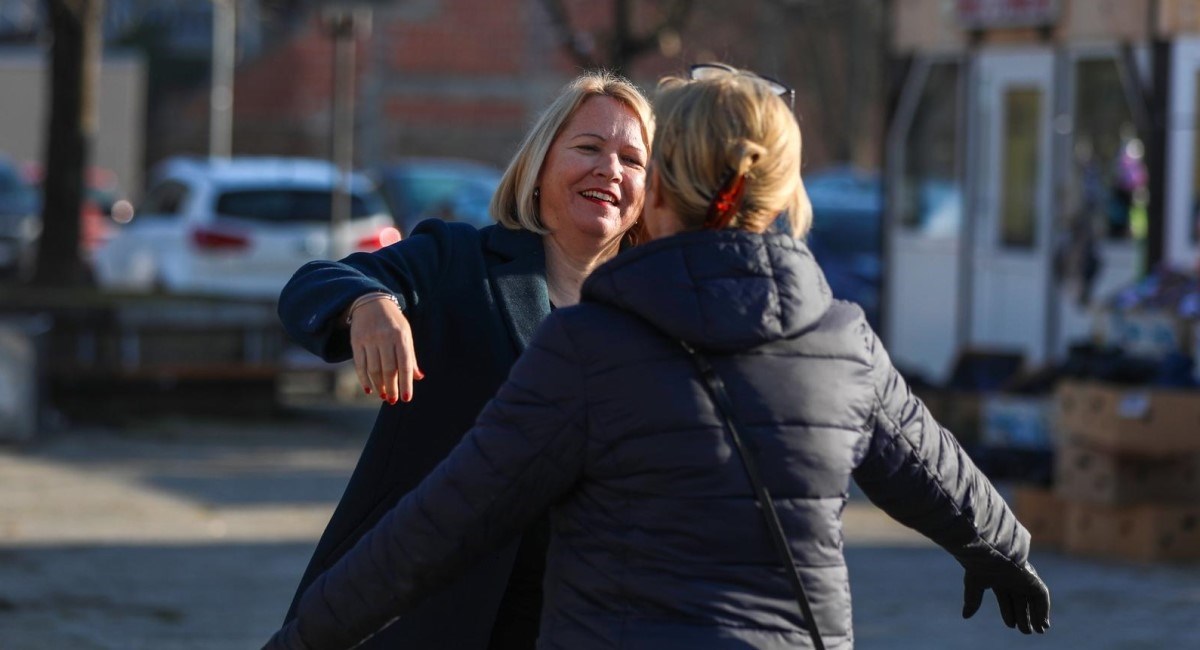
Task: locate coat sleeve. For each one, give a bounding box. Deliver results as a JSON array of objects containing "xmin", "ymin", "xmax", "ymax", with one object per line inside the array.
[
  {"xmin": 266, "ymin": 313, "xmax": 589, "ymax": 650},
  {"xmin": 851, "ymin": 329, "xmax": 1031, "ymax": 575},
  {"xmin": 276, "ymin": 218, "xmax": 469, "ymax": 362}
]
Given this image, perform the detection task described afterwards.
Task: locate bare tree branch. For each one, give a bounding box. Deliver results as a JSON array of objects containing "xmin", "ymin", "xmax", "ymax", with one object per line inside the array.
[
  {"xmin": 626, "ymin": 0, "xmax": 695, "ymax": 58},
  {"xmin": 539, "ymin": 0, "xmax": 602, "ymax": 69},
  {"xmin": 540, "ymin": 0, "xmax": 696, "ymax": 74}
]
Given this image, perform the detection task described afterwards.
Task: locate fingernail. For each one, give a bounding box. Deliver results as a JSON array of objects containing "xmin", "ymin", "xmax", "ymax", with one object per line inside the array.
[
  {"xmin": 389, "ymin": 396, "xmax": 398, "ymax": 405},
  {"xmin": 402, "ymin": 391, "xmax": 411, "ymax": 402},
  {"xmin": 364, "ymin": 387, "xmax": 372, "ymax": 395},
  {"xmin": 414, "ymin": 368, "xmax": 425, "ymax": 380},
  {"xmin": 380, "ymin": 391, "xmax": 388, "ymax": 401}
]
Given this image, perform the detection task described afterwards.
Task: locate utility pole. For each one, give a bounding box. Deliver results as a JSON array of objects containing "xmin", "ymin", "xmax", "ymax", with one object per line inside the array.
[
  {"xmin": 209, "ymin": 0, "xmax": 236, "ymax": 161},
  {"xmin": 322, "ymin": 5, "xmax": 371, "ymax": 259}
]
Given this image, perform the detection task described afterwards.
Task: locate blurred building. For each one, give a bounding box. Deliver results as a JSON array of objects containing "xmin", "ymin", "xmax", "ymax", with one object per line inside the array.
[
  {"xmin": 144, "ymin": 0, "xmax": 886, "ymax": 172},
  {"xmin": 884, "ymin": 0, "xmax": 1200, "ymax": 382},
  {"xmin": 0, "ymin": 49, "xmax": 145, "ymax": 202}
]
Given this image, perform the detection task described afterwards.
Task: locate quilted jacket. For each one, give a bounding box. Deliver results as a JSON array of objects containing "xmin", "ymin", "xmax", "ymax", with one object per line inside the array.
[{"xmin": 270, "ymin": 228, "xmax": 1031, "ymax": 650}]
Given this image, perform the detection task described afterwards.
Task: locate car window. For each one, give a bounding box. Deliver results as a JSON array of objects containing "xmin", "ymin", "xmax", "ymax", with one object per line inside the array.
[
  {"xmin": 383, "ymin": 168, "xmax": 500, "ymax": 231},
  {"xmin": 397, "ymin": 173, "xmax": 494, "ymax": 213},
  {"xmin": 214, "ymin": 188, "xmax": 384, "ymax": 223},
  {"xmin": 140, "ymin": 180, "xmax": 190, "ymax": 216},
  {"xmin": 0, "ymin": 162, "xmax": 22, "ymax": 192},
  {"xmin": 0, "ymin": 162, "xmax": 37, "ymax": 215}
]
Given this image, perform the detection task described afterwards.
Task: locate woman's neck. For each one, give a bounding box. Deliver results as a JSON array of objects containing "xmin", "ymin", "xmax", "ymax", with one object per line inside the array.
[{"xmin": 543, "ymin": 233, "xmax": 621, "ymax": 307}]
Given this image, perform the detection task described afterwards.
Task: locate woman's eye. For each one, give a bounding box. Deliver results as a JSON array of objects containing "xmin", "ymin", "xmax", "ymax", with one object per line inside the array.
[
  {"xmin": 623, "ymin": 157, "xmax": 645, "ymax": 167},
  {"xmin": 576, "ymin": 144, "xmax": 599, "ymax": 152}
]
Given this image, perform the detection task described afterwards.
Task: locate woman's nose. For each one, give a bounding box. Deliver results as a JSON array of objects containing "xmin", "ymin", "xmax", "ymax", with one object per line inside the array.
[{"xmin": 595, "ymin": 153, "xmax": 622, "ymax": 180}]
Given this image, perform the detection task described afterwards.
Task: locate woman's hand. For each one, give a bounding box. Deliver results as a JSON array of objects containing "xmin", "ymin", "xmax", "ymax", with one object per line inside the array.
[{"xmin": 348, "ymin": 298, "xmax": 424, "ymax": 404}]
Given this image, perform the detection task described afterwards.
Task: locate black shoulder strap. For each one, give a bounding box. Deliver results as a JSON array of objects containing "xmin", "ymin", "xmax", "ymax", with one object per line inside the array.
[{"xmin": 680, "ymin": 341, "xmax": 825, "ymax": 650}]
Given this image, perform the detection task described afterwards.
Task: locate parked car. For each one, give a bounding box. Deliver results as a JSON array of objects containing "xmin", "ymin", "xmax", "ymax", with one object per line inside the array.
[
  {"xmin": 803, "ymin": 166, "xmax": 883, "ymax": 329},
  {"xmin": 373, "ymin": 157, "xmax": 503, "ymax": 235},
  {"xmin": 0, "ymin": 155, "xmax": 40, "ymax": 280},
  {"xmin": 21, "ymin": 162, "xmax": 126, "ymax": 255},
  {"xmin": 92, "ymin": 156, "xmax": 398, "ymax": 299}
]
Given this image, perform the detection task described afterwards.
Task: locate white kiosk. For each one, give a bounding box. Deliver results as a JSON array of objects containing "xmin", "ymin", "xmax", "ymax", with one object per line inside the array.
[{"xmin": 885, "ymin": 0, "xmax": 1200, "ymax": 383}]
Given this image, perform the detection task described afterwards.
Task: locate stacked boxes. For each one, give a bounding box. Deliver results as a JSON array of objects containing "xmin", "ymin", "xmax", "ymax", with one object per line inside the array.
[{"xmin": 1021, "ymin": 380, "xmax": 1200, "ymax": 562}]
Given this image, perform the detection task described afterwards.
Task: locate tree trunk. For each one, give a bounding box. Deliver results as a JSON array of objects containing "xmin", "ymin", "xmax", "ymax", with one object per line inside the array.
[{"xmin": 35, "ymin": 0, "xmax": 103, "ymax": 288}]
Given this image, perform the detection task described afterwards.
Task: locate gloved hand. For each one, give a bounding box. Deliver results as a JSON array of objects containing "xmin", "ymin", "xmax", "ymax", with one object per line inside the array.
[{"xmin": 962, "ymin": 560, "xmax": 1051, "ymax": 634}]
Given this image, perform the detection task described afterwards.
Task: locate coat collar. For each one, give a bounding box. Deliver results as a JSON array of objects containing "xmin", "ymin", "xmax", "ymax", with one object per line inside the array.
[
  {"xmin": 482, "ymin": 225, "xmax": 550, "ymax": 352},
  {"xmin": 582, "ymin": 229, "xmax": 833, "ymax": 352}
]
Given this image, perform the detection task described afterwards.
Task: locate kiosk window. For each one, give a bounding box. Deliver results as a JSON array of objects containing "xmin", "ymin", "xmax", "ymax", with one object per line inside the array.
[
  {"xmin": 1071, "ymin": 58, "xmax": 1143, "ymax": 241},
  {"xmin": 1193, "ymin": 70, "xmax": 1200, "ymax": 243},
  {"xmin": 899, "ymin": 62, "xmax": 962, "ymax": 236},
  {"xmin": 1000, "ymin": 88, "xmax": 1041, "ymax": 249}
]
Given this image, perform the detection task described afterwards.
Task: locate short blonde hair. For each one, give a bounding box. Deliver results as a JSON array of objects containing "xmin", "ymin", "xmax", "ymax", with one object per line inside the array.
[
  {"xmin": 651, "ymin": 70, "xmax": 811, "ymax": 236},
  {"xmin": 491, "ymin": 71, "xmax": 654, "ymax": 233}
]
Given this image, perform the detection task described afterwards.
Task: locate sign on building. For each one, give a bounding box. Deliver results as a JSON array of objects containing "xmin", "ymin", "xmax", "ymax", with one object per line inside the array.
[{"xmin": 957, "ymin": 0, "xmax": 1062, "ymax": 29}]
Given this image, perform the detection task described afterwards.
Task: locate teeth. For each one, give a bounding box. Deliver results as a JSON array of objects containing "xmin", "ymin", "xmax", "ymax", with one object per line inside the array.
[{"xmin": 581, "ymin": 190, "xmax": 616, "ymax": 204}]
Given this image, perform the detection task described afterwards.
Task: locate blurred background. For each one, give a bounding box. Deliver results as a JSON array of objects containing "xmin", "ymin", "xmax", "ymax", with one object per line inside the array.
[{"xmin": 2, "ymin": 1, "xmax": 1200, "ymax": 648}]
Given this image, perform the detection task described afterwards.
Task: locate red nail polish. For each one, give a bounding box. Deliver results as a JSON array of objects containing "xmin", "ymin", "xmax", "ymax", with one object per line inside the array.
[
  {"xmin": 380, "ymin": 391, "xmax": 388, "ymax": 401},
  {"xmin": 402, "ymin": 391, "xmax": 411, "ymax": 403},
  {"xmin": 364, "ymin": 387, "xmax": 372, "ymax": 395}
]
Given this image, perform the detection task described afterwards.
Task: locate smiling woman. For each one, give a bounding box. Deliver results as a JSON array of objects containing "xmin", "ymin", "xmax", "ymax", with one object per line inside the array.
[
  {"xmin": 536, "ymin": 95, "xmax": 648, "ymax": 306},
  {"xmin": 273, "ymin": 71, "xmax": 654, "ymax": 650}
]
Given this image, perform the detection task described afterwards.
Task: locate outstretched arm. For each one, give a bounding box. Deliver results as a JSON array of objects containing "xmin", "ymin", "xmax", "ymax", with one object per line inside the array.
[
  {"xmin": 266, "ymin": 313, "xmax": 589, "ymax": 650},
  {"xmin": 277, "ymin": 219, "xmax": 469, "ymax": 401},
  {"xmin": 852, "ymin": 328, "xmax": 1050, "ymax": 634}
]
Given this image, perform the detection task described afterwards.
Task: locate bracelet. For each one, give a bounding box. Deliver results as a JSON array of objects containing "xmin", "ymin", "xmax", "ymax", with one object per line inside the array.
[{"xmin": 344, "ymin": 292, "xmax": 399, "ymax": 326}]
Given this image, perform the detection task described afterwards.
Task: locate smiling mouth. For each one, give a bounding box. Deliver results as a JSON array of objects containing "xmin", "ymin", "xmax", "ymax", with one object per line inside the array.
[{"xmin": 579, "ymin": 190, "xmax": 618, "ymax": 205}]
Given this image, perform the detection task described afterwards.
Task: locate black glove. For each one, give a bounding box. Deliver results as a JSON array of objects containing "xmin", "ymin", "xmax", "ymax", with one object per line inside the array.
[{"xmin": 962, "ymin": 560, "xmax": 1051, "ymax": 634}]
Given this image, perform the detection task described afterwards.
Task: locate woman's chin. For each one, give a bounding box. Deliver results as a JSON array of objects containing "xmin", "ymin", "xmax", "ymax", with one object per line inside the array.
[{"xmin": 564, "ymin": 213, "xmax": 632, "ymax": 243}]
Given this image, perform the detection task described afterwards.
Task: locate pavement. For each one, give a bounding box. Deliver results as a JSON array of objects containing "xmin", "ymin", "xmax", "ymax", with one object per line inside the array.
[{"xmin": 1, "ymin": 402, "xmax": 1199, "ymax": 649}]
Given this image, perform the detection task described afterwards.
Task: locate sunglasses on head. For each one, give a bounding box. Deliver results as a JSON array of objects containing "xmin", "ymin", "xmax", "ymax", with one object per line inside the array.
[{"xmin": 689, "ymin": 63, "xmax": 796, "ymax": 110}]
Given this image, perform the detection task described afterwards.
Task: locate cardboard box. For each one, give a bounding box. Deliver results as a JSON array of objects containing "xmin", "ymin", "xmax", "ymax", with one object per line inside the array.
[
  {"xmin": 1054, "ymin": 442, "xmax": 1200, "ymax": 505},
  {"xmin": 1054, "ymin": 381, "xmax": 1200, "ymax": 456},
  {"xmin": 1014, "ymin": 485, "xmax": 1064, "ymax": 550},
  {"xmin": 1063, "ymin": 501, "xmax": 1200, "ymax": 563},
  {"xmin": 981, "ymin": 394, "xmax": 1054, "ymax": 450}
]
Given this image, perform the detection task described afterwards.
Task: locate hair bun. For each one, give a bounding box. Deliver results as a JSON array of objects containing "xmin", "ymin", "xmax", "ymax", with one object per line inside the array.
[{"xmin": 729, "ymin": 139, "xmax": 767, "ymax": 176}]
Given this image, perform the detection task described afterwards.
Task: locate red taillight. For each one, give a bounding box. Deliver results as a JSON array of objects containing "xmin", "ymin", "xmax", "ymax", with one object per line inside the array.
[
  {"xmin": 191, "ymin": 227, "xmax": 251, "ymax": 250},
  {"xmin": 356, "ymin": 226, "xmax": 402, "ymax": 251}
]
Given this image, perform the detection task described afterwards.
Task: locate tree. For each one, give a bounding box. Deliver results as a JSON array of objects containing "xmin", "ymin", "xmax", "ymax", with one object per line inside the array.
[
  {"xmin": 35, "ymin": 0, "xmax": 104, "ymax": 287},
  {"xmin": 540, "ymin": 0, "xmax": 696, "ymax": 75},
  {"xmin": 764, "ymin": 0, "xmax": 885, "ymax": 165}
]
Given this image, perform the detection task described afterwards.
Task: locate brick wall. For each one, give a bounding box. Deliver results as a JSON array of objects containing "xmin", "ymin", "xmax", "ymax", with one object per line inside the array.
[{"xmin": 151, "ymin": 0, "xmax": 883, "ymax": 174}]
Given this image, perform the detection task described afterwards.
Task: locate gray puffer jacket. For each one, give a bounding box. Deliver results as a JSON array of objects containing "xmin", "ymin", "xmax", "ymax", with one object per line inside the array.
[{"xmin": 271, "ymin": 229, "xmax": 1030, "ymax": 650}]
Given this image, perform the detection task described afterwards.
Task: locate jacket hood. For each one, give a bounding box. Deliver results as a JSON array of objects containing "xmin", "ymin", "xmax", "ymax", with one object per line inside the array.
[{"xmin": 581, "ymin": 229, "xmax": 833, "ymax": 351}]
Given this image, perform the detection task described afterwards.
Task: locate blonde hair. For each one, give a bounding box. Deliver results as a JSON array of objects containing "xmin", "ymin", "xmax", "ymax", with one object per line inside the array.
[
  {"xmin": 491, "ymin": 71, "xmax": 654, "ymax": 233},
  {"xmin": 651, "ymin": 70, "xmax": 811, "ymax": 236}
]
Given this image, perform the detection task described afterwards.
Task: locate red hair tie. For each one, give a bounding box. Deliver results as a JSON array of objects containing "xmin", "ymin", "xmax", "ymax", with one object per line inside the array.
[{"xmin": 704, "ymin": 169, "xmax": 747, "ymax": 230}]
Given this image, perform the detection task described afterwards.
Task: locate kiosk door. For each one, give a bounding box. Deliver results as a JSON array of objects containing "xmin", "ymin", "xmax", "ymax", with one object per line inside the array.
[
  {"xmin": 1168, "ymin": 38, "xmax": 1200, "ymax": 271},
  {"xmin": 970, "ymin": 50, "xmax": 1055, "ymax": 364}
]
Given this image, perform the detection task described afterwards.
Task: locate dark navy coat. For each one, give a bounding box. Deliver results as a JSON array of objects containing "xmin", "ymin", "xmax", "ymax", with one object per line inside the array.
[
  {"xmin": 272, "ymin": 229, "xmax": 1032, "ymax": 650},
  {"xmin": 277, "ymin": 219, "xmax": 553, "ymax": 649}
]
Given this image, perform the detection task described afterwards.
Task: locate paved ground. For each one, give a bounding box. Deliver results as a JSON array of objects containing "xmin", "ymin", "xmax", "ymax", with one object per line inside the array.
[{"xmin": 1, "ymin": 403, "xmax": 1198, "ymax": 649}]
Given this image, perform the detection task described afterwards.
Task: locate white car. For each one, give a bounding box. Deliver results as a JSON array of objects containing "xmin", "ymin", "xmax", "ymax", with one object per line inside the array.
[{"xmin": 93, "ymin": 156, "xmax": 400, "ymax": 299}]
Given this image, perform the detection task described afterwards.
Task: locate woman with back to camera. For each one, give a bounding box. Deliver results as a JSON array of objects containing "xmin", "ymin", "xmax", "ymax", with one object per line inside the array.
[
  {"xmin": 268, "ymin": 64, "xmax": 1050, "ymax": 650},
  {"xmin": 275, "ymin": 71, "xmax": 653, "ymax": 650}
]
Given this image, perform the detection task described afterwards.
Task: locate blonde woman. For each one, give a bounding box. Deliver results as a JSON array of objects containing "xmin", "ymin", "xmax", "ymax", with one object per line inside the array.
[
  {"xmin": 276, "ymin": 71, "xmax": 652, "ymax": 650},
  {"xmin": 268, "ymin": 65, "xmax": 1048, "ymax": 650}
]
